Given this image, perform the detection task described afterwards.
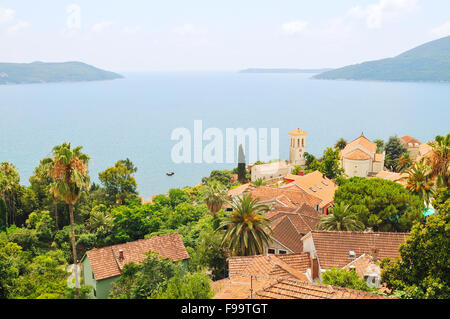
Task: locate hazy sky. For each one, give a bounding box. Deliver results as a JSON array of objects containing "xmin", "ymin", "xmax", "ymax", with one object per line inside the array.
[{"xmin": 1, "ymin": 0, "xmax": 449, "ymax": 71}]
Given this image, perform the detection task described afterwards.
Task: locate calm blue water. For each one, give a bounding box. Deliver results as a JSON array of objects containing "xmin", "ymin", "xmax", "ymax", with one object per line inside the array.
[{"xmin": 0, "ymin": 72, "xmax": 449, "ymax": 199}]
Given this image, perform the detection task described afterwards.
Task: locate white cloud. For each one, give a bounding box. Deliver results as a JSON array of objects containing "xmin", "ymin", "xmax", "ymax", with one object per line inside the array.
[
  {"xmin": 347, "ymin": 0, "xmax": 419, "ymax": 29},
  {"xmin": 92, "ymin": 21, "xmax": 113, "ymax": 34},
  {"xmin": 0, "ymin": 6, "xmax": 14, "ymax": 24},
  {"xmin": 431, "ymin": 21, "xmax": 450, "ymax": 38},
  {"xmin": 281, "ymin": 21, "xmax": 308, "ymax": 36},
  {"xmin": 6, "ymin": 20, "xmax": 30, "ymax": 34}
]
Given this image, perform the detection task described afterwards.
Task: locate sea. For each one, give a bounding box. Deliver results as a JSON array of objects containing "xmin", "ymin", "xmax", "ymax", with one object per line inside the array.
[{"xmin": 0, "ymin": 71, "xmax": 449, "ymax": 200}]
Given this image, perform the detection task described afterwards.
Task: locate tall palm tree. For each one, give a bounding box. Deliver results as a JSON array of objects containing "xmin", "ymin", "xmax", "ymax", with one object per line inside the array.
[
  {"xmin": 427, "ymin": 133, "xmax": 450, "ymax": 187},
  {"xmin": 0, "ymin": 162, "xmax": 20, "ymax": 226},
  {"xmin": 47, "ymin": 142, "xmax": 90, "ymax": 299},
  {"xmin": 219, "ymin": 193, "xmax": 272, "ymax": 256},
  {"xmin": 201, "ymin": 182, "xmax": 228, "ymax": 216},
  {"xmin": 335, "ymin": 138, "xmax": 347, "ymax": 150},
  {"xmin": 405, "ymin": 158, "xmax": 435, "ymax": 207},
  {"xmin": 316, "ymin": 203, "xmax": 365, "ymax": 231}
]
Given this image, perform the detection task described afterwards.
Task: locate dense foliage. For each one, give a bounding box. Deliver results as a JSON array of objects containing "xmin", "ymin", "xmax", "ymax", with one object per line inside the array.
[
  {"xmin": 320, "ymin": 268, "xmax": 373, "ymax": 292},
  {"xmin": 381, "ymin": 209, "xmax": 450, "ymax": 299},
  {"xmin": 334, "ymin": 177, "xmax": 424, "ymax": 232}
]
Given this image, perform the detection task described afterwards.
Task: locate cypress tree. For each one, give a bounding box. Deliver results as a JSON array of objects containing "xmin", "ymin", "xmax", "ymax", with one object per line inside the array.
[{"xmin": 237, "ymin": 144, "xmax": 247, "ymax": 183}]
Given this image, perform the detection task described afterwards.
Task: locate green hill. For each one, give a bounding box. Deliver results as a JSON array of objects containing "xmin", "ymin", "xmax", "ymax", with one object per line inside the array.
[
  {"xmin": 314, "ymin": 36, "xmax": 450, "ymax": 82},
  {"xmin": 0, "ymin": 61, "xmax": 123, "ymax": 85}
]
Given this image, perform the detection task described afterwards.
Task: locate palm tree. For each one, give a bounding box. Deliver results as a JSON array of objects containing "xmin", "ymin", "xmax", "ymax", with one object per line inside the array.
[
  {"xmin": 316, "ymin": 203, "xmax": 365, "ymax": 231},
  {"xmin": 0, "ymin": 162, "xmax": 20, "ymax": 226},
  {"xmin": 47, "ymin": 142, "xmax": 90, "ymax": 299},
  {"xmin": 405, "ymin": 158, "xmax": 434, "ymax": 207},
  {"xmin": 335, "ymin": 138, "xmax": 347, "ymax": 150},
  {"xmin": 219, "ymin": 193, "xmax": 272, "ymax": 256},
  {"xmin": 427, "ymin": 133, "xmax": 450, "ymax": 187},
  {"xmin": 201, "ymin": 182, "xmax": 228, "ymax": 216},
  {"xmin": 396, "ymin": 153, "xmax": 413, "ymax": 172},
  {"xmin": 251, "ymin": 178, "xmax": 266, "ymax": 187}
]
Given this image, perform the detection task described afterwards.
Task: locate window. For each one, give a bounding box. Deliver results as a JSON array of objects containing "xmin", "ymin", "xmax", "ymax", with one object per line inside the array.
[
  {"xmin": 268, "ymin": 249, "xmax": 275, "ymax": 254},
  {"xmin": 94, "ymin": 289, "xmax": 97, "ymax": 297},
  {"xmin": 322, "ymin": 181, "xmax": 328, "ymax": 186},
  {"xmin": 315, "ymin": 184, "xmax": 322, "ymax": 189},
  {"xmin": 302, "ymin": 139, "xmax": 304, "ymax": 147},
  {"xmin": 278, "ymin": 250, "xmax": 287, "ymax": 254},
  {"xmin": 309, "ymin": 187, "xmax": 317, "ymax": 192},
  {"xmin": 92, "ymin": 272, "xmax": 95, "ymax": 280}
]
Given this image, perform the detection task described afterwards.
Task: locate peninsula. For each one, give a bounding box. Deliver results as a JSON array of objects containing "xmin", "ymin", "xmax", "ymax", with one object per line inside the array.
[{"xmin": 0, "ymin": 61, "xmax": 123, "ymax": 85}]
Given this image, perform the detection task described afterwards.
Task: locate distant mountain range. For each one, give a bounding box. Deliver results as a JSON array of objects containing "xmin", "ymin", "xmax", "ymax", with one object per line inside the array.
[
  {"xmin": 240, "ymin": 68, "xmax": 333, "ymax": 74},
  {"xmin": 314, "ymin": 36, "xmax": 450, "ymax": 82},
  {"xmin": 0, "ymin": 61, "xmax": 123, "ymax": 85}
]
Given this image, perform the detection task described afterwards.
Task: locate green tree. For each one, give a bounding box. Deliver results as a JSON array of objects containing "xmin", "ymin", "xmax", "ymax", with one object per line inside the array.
[
  {"xmin": 44, "ymin": 142, "xmax": 90, "ymax": 298},
  {"xmin": 201, "ymin": 170, "xmax": 233, "ymax": 187},
  {"xmin": 319, "ymin": 147, "xmax": 344, "ymax": 179},
  {"xmin": 156, "ymin": 272, "xmax": 214, "ymax": 299},
  {"xmin": 320, "ymin": 268, "xmax": 371, "ymax": 292},
  {"xmin": 0, "ymin": 238, "xmax": 24, "ymax": 298},
  {"xmin": 334, "ymin": 177, "xmax": 424, "ymax": 232},
  {"xmin": 374, "ymin": 139, "xmax": 385, "ymax": 153},
  {"xmin": 316, "ymin": 203, "xmax": 365, "ymax": 231},
  {"xmin": 220, "ymin": 194, "xmax": 272, "ymax": 256},
  {"xmin": 201, "ymin": 182, "xmax": 228, "ymax": 217},
  {"xmin": 0, "ymin": 198, "xmax": 7, "ymax": 233},
  {"xmin": 0, "ymin": 162, "xmax": 21, "ymax": 226},
  {"xmin": 109, "ymin": 252, "xmax": 179, "ymax": 299},
  {"xmin": 380, "ymin": 208, "xmax": 450, "ymax": 299},
  {"xmin": 405, "ymin": 158, "xmax": 435, "ymax": 207},
  {"xmin": 25, "ymin": 210, "xmax": 54, "ymax": 242},
  {"xmin": 396, "ymin": 153, "xmax": 413, "ymax": 172},
  {"xmin": 98, "ymin": 158, "xmax": 138, "ymax": 205},
  {"xmin": 334, "ymin": 138, "xmax": 347, "ymax": 150},
  {"xmin": 291, "ymin": 165, "xmax": 303, "ymax": 176},
  {"xmin": 385, "ymin": 136, "xmax": 408, "ymax": 172},
  {"xmin": 427, "ymin": 133, "xmax": 450, "ymax": 187}
]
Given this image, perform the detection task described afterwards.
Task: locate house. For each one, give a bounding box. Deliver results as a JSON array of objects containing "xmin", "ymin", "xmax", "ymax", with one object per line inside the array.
[
  {"xmin": 417, "ymin": 142, "xmax": 434, "ymax": 161},
  {"xmin": 398, "ymin": 136, "xmax": 422, "ymax": 160},
  {"xmin": 301, "ymin": 230, "xmax": 409, "ymax": 286},
  {"xmin": 250, "ymin": 160, "xmax": 292, "ymax": 182},
  {"xmin": 340, "ymin": 133, "xmax": 385, "ymax": 177},
  {"xmin": 81, "ymin": 233, "xmax": 189, "ymax": 299},
  {"xmin": 246, "ymin": 186, "xmax": 322, "ymax": 210},
  {"xmin": 288, "ymin": 128, "xmax": 307, "ymax": 167},
  {"xmin": 282, "ymin": 170, "xmax": 338, "ymax": 214},
  {"xmin": 263, "ymin": 204, "xmax": 321, "ymax": 254},
  {"xmin": 374, "ymin": 170, "xmax": 408, "ymax": 187}
]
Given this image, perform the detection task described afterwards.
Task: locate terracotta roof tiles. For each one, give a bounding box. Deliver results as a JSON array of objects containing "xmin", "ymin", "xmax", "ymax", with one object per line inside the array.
[
  {"xmin": 85, "ymin": 233, "xmax": 189, "ymax": 281},
  {"xmin": 306, "ymin": 230, "xmax": 409, "ymax": 269}
]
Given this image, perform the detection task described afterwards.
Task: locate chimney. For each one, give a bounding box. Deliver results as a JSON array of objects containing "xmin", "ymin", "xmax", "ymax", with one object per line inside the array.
[
  {"xmin": 349, "ymin": 250, "xmax": 355, "ymax": 259},
  {"xmin": 298, "ymin": 171, "xmax": 304, "ymax": 176},
  {"xmin": 371, "ymin": 248, "xmax": 379, "ymax": 262},
  {"xmin": 310, "ymin": 254, "xmax": 319, "ymax": 281},
  {"xmin": 119, "ymin": 249, "xmax": 124, "ymax": 261}
]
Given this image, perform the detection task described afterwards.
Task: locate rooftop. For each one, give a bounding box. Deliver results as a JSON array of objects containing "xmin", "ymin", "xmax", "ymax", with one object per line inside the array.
[
  {"xmin": 247, "ymin": 186, "xmax": 322, "ymax": 209},
  {"xmin": 343, "ymin": 133, "xmax": 378, "ymax": 155},
  {"xmin": 289, "ymin": 128, "xmax": 308, "ymax": 136},
  {"xmin": 304, "ymin": 230, "xmax": 409, "ymax": 269},
  {"xmin": 84, "ymin": 233, "xmax": 189, "ymax": 281},
  {"xmin": 283, "ymin": 170, "xmax": 338, "ymax": 207}
]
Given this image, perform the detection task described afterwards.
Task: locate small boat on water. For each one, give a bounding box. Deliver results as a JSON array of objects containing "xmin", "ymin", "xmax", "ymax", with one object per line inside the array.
[{"xmin": 166, "ymin": 171, "xmax": 175, "ymax": 176}]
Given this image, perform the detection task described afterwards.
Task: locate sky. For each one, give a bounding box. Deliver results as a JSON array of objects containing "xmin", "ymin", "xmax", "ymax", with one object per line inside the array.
[{"xmin": 1, "ymin": 0, "xmax": 450, "ymax": 71}]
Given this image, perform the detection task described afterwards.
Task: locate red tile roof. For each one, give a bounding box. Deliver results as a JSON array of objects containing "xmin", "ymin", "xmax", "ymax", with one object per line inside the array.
[
  {"xmin": 85, "ymin": 233, "xmax": 189, "ymax": 280},
  {"xmin": 228, "ymin": 254, "xmax": 310, "ymax": 282},
  {"xmin": 344, "ymin": 149, "xmax": 372, "ymax": 160},
  {"xmin": 305, "ymin": 230, "xmax": 409, "ymax": 269},
  {"xmin": 213, "ymin": 277, "xmax": 390, "ymax": 299},
  {"xmin": 264, "ymin": 204, "xmax": 321, "ymax": 253},
  {"xmin": 254, "ymin": 278, "xmax": 391, "ymax": 299},
  {"xmin": 344, "ymin": 134, "xmax": 377, "ymax": 154},
  {"xmin": 399, "ymin": 136, "xmax": 421, "ymax": 147},
  {"xmin": 247, "ymin": 186, "xmax": 322, "ymax": 208}
]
